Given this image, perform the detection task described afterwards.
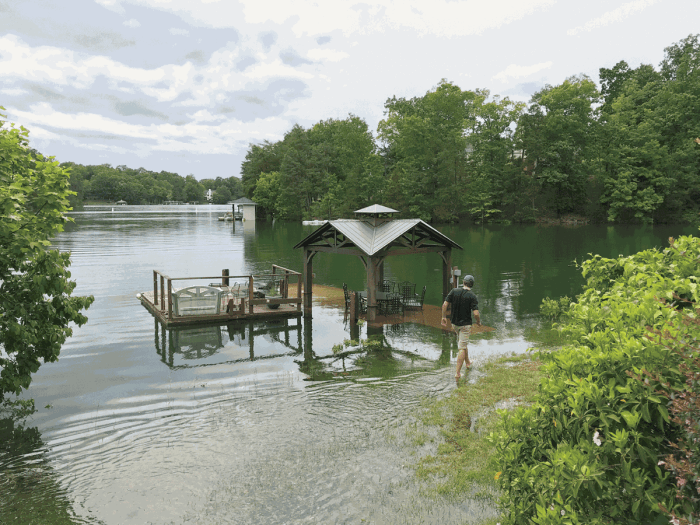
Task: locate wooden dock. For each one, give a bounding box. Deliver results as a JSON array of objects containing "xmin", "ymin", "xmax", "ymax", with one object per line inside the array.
[{"xmin": 140, "ymin": 265, "xmax": 303, "ymax": 327}]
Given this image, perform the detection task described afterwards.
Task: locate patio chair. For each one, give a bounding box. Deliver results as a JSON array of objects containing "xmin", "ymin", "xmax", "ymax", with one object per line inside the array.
[
  {"xmin": 386, "ymin": 292, "xmax": 403, "ymax": 315},
  {"xmin": 404, "ymin": 285, "xmax": 426, "ymax": 310},
  {"xmin": 342, "ymin": 283, "xmax": 351, "ymax": 310},
  {"xmin": 398, "ymin": 282, "xmax": 416, "ymax": 305},
  {"xmin": 380, "ymin": 280, "xmax": 393, "ymax": 293}
]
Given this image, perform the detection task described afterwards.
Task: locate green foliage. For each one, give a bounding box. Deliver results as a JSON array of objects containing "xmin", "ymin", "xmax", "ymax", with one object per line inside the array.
[
  {"xmin": 490, "ymin": 234, "xmax": 700, "ymax": 524},
  {"xmin": 0, "ymin": 108, "xmax": 94, "ymax": 401},
  {"xmin": 645, "ymin": 304, "xmax": 700, "ymax": 525},
  {"xmin": 540, "ymin": 296, "xmax": 572, "ymax": 320},
  {"xmin": 236, "ymin": 34, "xmax": 700, "ymax": 224}
]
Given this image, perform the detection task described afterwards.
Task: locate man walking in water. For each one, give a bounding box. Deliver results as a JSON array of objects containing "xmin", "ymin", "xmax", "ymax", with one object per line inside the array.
[{"xmin": 441, "ymin": 274, "xmax": 481, "ymax": 380}]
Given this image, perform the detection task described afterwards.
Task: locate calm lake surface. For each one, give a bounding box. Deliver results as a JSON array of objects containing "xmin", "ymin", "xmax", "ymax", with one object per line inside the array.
[{"xmin": 1, "ymin": 205, "xmax": 695, "ymax": 524}]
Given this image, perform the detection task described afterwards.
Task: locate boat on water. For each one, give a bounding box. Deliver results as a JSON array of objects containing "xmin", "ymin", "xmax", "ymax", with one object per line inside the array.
[
  {"xmin": 302, "ymin": 220, "xmax": 327, "ymax": 226},
  {"xmin": 218, "ymin": 211, "xmax": 243, "ymax": 221}
]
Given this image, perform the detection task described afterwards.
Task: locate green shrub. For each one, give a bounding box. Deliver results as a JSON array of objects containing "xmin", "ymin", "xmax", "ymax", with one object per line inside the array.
[
  {"xmin": 540, "ymin": 296, "xmax": 572, "ymax": 320},
  {"xmin": 490, "ymin": 234, "xmax": 700, "ymax": 524}
]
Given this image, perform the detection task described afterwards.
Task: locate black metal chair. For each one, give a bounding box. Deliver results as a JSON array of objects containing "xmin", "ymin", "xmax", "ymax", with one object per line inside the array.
[
  {"xmin": 342, "ymin": 283, "xmax": 351, "ymax": 310},
  {"xmin": 381, "ymin": 280, "xmax": 393, "ymax": 293},
  {"xmin": 386, "ymin": 292, "xmax": 403, "ymax": 315},
  {"xmin": 398, "ymin": 282, "xmax": 416, "ymax": 306},
  {"xmin": 404, "ymin": 285, "xmax": 426, "ymax": 310}
]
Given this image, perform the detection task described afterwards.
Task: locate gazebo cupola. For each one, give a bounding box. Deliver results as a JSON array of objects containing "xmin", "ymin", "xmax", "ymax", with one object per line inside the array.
[{"xmin": 354, "ymin": 204, "xmax": 399, "ymax": 227}]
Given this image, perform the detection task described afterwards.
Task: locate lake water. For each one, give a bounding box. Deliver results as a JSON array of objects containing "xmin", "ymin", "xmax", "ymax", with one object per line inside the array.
[{"xmin": 1, "ymin": 205, "xmax": 695, "ymax": 524}]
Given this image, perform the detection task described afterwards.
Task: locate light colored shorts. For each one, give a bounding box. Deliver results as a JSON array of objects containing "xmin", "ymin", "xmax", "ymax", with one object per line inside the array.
[{"xmin": 453, "ymin": 324, "xmax": 472, "ymax": 350}]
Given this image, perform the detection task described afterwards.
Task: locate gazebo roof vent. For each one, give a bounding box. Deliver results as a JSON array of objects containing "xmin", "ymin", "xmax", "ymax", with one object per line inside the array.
[{"xmin": 354, "ymin": 204, "xmax": 398, "ymax": 227}]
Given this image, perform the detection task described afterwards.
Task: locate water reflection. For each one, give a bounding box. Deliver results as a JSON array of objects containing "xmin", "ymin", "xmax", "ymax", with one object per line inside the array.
[
  {"xmin": 154, "ymin": 318, "xmax": 303, "ymax": 369},
  {"xmin": 0, "ymin": 408, "xmax": 100, "ymax": 524}
]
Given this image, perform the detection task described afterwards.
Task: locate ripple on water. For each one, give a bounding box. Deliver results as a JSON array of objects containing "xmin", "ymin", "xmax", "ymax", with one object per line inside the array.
[{"xmin": 13, "ymin": 369, "xmax": 496, "ymax": 524}]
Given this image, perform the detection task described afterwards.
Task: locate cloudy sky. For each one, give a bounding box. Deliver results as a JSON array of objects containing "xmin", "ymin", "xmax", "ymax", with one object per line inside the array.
[{"xmin": 1, "ymin": 0, "xmax": 698, "ymax": 180}]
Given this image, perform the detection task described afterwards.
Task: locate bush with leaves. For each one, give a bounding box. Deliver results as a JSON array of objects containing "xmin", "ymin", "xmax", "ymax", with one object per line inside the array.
[
  {"xmin": 0, "ymin": 109, "xmax": 94, "ymax": 401},
  {"xmin": 540, "ymin": 296, "xmax": 572, "ymax": 320},
  {"xmin": 644, "ymin": 302, "xmax": 700, "ymax": 525},
  {"xmin": 489, "ymin": 234, "xmax": 700, "ymax": 524}
]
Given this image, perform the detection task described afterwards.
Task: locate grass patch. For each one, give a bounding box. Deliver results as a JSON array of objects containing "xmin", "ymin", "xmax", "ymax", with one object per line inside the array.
[{"xmin": 414, "ymin": 352, "xmax": 546, "ymax": 503}]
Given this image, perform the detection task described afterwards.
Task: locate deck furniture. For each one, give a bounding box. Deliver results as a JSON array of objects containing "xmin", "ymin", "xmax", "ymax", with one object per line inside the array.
[
  {"xmin": 385, "ymin": 292, "xmax": 403, "ymax": 315},
  {"xmin": 172, "ymin": 286, "xmax": 223, "ymax": 316},
  {"xmin": 403, "ymin": 285, "xmax": 426, "ymax": 310},
  {"xmin": 342, "ymin": 283, "xmax": 351, "ymax": 310},
  {"xmin": 398, "ymin": 282, "xmax": 416, "ymax": 305}
]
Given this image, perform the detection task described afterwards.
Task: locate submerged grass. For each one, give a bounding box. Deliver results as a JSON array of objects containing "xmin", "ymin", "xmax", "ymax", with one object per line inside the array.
[{"xmin": 413, "ymin": 351, "xmax": 547, "ymax": 522}]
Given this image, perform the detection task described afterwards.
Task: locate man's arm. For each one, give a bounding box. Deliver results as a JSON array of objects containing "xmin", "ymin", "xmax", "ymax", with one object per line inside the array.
[
  {"xmin": 473, "ymin": 309, "xmax": 481, "ymax": 326},
  {"xmin": 441, "ymin": 300, "xmax": 450, "ymax": 327}
]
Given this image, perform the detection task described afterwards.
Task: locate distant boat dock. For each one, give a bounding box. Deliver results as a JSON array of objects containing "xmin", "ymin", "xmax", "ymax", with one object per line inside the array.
[{"xmin": 139, "ymin": 265, "xmax": 303, "ymax": 327}]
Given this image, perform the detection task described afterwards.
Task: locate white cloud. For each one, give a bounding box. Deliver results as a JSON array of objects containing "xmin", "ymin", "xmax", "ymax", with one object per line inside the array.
[
  {"xmin": 0, "ymin": 35, "xmax": 315, "ymax": 107},
  {"xmin": 169, "ymin": 28, "xmax": 190, "ymax": 36},
  {"xmin": 8, "ymin": 103, "xmax": 291, "ymax": 155},
  {"xmin": 0, "ymin": 87, "xmax": 28, "ymax": 96},
  {"xmin": 307, "ymin": 49, "xmax": 350, "ymax": 62},
  {"xmin": 492, "ymin": 61, "xmax": 553, "ymax": 82},
  {"xmin": 123, "ymin": 19, "xmax": 140, "ymax": 28},
  {"xmin": 567, "ymin": 0, "xmax": 661, "ymax": 36},
  {"xmin": 101, "ymin": 0, "xmax": 556, "ymax": 37}
]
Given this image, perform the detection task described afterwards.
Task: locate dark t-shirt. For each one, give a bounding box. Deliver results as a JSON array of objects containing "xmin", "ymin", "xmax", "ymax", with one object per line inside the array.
[{"xmin": 445, "ymin": 288, "xmax": 478, "ymax": 326}]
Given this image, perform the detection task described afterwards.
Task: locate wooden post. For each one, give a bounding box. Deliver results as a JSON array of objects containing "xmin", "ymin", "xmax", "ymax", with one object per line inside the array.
[
  {"xmin": 222, "ymin": 269, "xmax": 229, "ymax": 287},
  {"xmin": 378, "ymin": 259, "xmax": 384, "ymax": 289},
  {"xmin": 160, "ymin": 274, "xmax": 165, "ymax": 310},
  {"xmin": 284, "ymin": 270, "xmax": 289, "ymax": 298},
  {"xmin": 297, "ymin": 274, "xmax": 302, "ymax": 312},
  {"xmin": 303, "ymin": 249, "xmax": 315, "ymax": 317},
  {"xmin": 367, "ymin": 256, "xmax": 378, "ymax": 322},
  {"xmin": 167, "ymin": 278, "xmax": 173, "ymax": 320},
  {"xmin": 349, "ymin": 292, "xmax": 357, "ymax": 325},
  {"xmin": 442, "ymin": 249, "xmax": 452, "ymax": 302},
  {"xmin": 249, "ymin": 275, "xmax": 254, "ymax": 315},
  {"xmin": 153, "ymin": 271, "xmax": 158, "ymax": 308}
]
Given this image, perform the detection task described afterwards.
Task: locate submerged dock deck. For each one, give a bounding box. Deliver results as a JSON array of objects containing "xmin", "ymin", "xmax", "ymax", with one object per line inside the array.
[{"xmin": 140, "ymin": 265, "xmax": 303, "ymax": 327}]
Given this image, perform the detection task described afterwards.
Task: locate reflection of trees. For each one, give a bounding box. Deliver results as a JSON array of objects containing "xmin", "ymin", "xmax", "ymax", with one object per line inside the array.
[
  {"xmin": 153, "ymin": 318, "xmax": 302, "ymax": 370},
  {"xmin": 0, "ymin": 403, "xmax": 92, "ymax": 524}
]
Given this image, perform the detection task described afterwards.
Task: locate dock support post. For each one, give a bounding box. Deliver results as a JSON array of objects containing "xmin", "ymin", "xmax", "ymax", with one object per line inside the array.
[
  {"xmin": 249, "ymin": 276, "xmax": 254, "ymax": 315},
  {"xmin": 222, "ymin": 269, "xmax": 229, "ymax": 287},
  {"xmin": 441, "ymin": 249, "xmax": 452, "ymax": 302},
  {"xmin": 160, "ymin": 275, "xmax": 165, "ymax": 310},
  {"xmin": 153, "ymin": 271, "xmax": 158, "ymax": 308},
  {"xmin": 303, "ymin": 249, "xmax": 316, "ymax": 317},
  {"xmin": 167, "ymin": 278, "xmax": 173, "ymax": 320},
  {"xmin": 367, "ymin": 256, "xmax": 378, "ymax": 322}
]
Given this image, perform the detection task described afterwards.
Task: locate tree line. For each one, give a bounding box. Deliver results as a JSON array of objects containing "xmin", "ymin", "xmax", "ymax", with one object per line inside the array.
[
  {"xmin": 241, "ymin": 34, "xmax": 700, "ymax": 224},
  {"xmin": 63, "ymin": 163, "xmax": 243, "ymax": 207}
]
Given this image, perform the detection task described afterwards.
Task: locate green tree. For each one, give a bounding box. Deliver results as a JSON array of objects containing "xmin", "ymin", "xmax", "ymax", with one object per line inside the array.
[
  {"xmin": 212, "ymin": 186, "xmax": 231, "ymax": 204},
  {"xmin": 519, "ymin": 75, "xmax": 600, "ymax": 216},
  {"xmin": 0, "ymin": 109, "xmax": 94, "ymax": 401},
  {"xmin": 378, "ymin": 80, "xmax": 479, "ymax": 221},
  {"xmin": 252, "ymin": 171, "xmax": 282, "ymax": 218},
  {"xmin": 183, "ymin": 175, "xmax": 205, "ymax": 202}
]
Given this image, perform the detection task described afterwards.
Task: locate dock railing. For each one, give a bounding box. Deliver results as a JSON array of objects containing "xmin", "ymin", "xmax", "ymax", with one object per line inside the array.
[{"xmin": 151, "ymin": 266, "xmax": 303, "ymax": 321}]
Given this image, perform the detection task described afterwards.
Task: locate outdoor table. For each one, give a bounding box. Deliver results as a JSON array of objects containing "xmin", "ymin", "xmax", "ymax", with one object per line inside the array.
[{"xmin": 357, "ymin": 291, "xmax": 400, "ymax": 315}]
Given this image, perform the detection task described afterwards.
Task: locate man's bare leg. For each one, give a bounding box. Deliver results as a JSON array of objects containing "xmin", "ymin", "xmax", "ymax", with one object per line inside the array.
[{"xmin": 455, "ymin": 346, "xmax": 471, "ymax": 379}]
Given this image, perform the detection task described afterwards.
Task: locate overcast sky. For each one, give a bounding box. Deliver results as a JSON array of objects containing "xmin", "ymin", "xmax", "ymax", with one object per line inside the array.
[{"xmin": 1, "ymin": 0, "xmax": 698, "ymax": 180}]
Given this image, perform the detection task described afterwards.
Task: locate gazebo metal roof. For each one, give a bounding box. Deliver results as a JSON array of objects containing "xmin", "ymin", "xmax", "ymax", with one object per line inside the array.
[{"xmin": 293, "ymin": 218, "xmax": 462, "ymax": 256}]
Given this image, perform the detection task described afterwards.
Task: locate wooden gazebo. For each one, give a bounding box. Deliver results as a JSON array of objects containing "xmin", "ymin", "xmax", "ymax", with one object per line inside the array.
[{"xmin": 293, "ymin": 205, "xmax": 462, "ymax": 321}]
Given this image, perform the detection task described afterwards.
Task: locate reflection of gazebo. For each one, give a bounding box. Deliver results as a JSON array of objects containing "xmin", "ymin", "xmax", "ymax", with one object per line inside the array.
[{"xmin": 293, "ymin": 205, "xmax": 462, "ymax": 321}]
